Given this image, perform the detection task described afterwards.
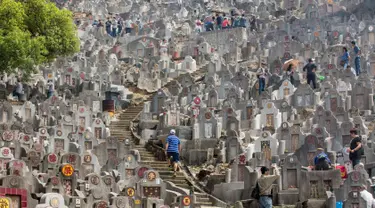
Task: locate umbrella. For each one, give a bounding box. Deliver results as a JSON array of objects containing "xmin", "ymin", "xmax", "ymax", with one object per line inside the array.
[{"xmin": 282, "ymin": 59, "xmax": 299, "ymax": 71}]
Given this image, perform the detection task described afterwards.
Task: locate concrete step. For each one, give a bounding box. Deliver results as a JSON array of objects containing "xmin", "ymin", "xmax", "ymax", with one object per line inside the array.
[
  {"xmin": 139, "ymin": 153, "xmax": 155, "ymax": 157},
  {"xmin": 195, "ymin": 197, "xmax": 210, "ymax": 202},
  {"xmin": 110, "ymin": 129, "xmax": 131, "ymax": 132},
  {"xmin": 196, "ymin": 201, "xmax": 214, "ymax": 206},
  {"xmin": 161, "ymin": 175, "xmax": 186, "ymax": 180}
]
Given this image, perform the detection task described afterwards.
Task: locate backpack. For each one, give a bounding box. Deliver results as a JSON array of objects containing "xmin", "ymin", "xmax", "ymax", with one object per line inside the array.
[{"xmin": 251, "ymin": 183, "xmax": 260, "ymax": 200}]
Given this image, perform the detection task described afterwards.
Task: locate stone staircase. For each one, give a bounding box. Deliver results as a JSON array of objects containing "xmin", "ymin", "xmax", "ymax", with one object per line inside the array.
[
  {"xmin": 108, "ymin": 63, "xmax": 224, "ymax": 207},
  {"xmin": 109, "ymin": 107, "xmax": 215, "ymax": 207},
  {"xmin": 109, "ymin": 104, "xmax": 144, "ymax": 141}
]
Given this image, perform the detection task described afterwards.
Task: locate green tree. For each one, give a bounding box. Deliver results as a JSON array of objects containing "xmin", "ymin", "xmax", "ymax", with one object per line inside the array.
[{"xmin": 0, "ymin": 0, "xmax": 80, "ymax": 78}]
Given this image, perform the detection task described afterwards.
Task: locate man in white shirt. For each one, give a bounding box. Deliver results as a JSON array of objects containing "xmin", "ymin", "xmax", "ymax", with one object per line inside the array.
[
  {"xmin": 125, "ymin": 19, "xmax": 133, "ymax": 34},
  {"xmin": 111, "ymin": 17, "xmax": 117, "ymax": 37},
  {"xmin": 256, "ymin": 67, "xmax": 268, "ymax": 95}
]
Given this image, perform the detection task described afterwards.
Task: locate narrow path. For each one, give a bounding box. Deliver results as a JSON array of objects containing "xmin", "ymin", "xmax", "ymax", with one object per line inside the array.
[
  {"xmin": 111, "ymin": 108, "xmax": 215, "ymax": 206},
  {"xmin": 108, "ymin": 63, "xmax": 225, "ymax": 207}
]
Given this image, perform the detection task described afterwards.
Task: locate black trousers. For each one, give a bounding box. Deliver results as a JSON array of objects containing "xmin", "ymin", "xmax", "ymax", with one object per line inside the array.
[{"xmin": 307, "ymin": 73, "xmax": 316, "ymax": 89}]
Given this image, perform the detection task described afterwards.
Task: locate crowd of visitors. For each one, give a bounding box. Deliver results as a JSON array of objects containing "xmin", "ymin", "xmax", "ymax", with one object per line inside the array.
[
  {"xmin": 90, "ymin": 14, "xmax": 143, "ymax": 37},
  {"xmin": 255, "ymin": 40, "xmax": 361, "ymax": 95},
  {"xmin": 196, "ymin": 13, "xmax": 257, "ymax": 33}
]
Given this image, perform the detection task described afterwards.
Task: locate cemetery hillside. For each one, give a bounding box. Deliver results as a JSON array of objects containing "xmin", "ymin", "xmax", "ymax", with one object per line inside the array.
[{"xmin": 0, "ymin": 0, "xmax": 374, "ymax": 207}]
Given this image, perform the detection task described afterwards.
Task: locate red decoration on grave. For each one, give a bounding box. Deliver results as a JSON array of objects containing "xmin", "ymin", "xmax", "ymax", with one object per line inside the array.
[
  {"xmin": 48, "ymin": 154, "xmax": 58, "ymax": 163},
  {"xmin": 333, "ymin": 31, "xmax": 339, "ymax": 37},
  {"xmin": 205, "ymin": 112, "xmax": 211, "ymax": 120},
  {"xmin": 67, "ymin": 68, "xmax": 73, "ymax": 73},
  {"xmin": 61, "ymin": 164, "xmax": 74, "ymax": 177},
  {"xmin": 137, "ymin": 167, "xmax": 149, "ymax": 178},
  {"xmin": 182, "ymin": 196, "xmax": 191, "ymax": 206},
  {"xmin": 351, "ymin": 171, "xmax": 360, "ymax": 182},
  {"xmin": 51, "ymin": 177, "xmax": 59, "ymax": 185},
  {"xmin": 96, "ymin": 201, "xmax": 107, "ymax": 208},
  {"xmin": 193, "ymin": 97, "xmax": 201, "ymax": 105},
  {"xmin": 13, "ymin": 169, "xmax": 20, "ymax": 176},
  {"xmin": 239, "ymin": 154, "xmax": 246, "ymax": 165},
  {"xmin": 2, "ymin": 131, "xmax": 13, "ymax": 142},
  {"xmin": 315, "ymin": 128, "xmax": 322, "ymax": 135},
  {"xmin": 23, "ymin": 135, "xmax": 30, "ymax": 142},
  {"xmin": 2, "ymin": 148, "xmax": 9, "ymax": 156},
  {"xmin": 68, "ymin": 155, "xmax": 76, "ymax": 164},
  {"xmin": 79, "ymin": 108, "xmax": 85, "ymax": 113},
  {"xmin": 79, "ymin": 126, "xmax": 85, "ymax": 132},
  {"xmin": 336, "ymin": 165, "xmax": 347, "ymax": 179},
  {"xmin": 80, "ymin": 72, "xmax": 85, "ymax": 80},
  {"xmin": 328, "ymin": 64, "xmax": 333, "ymax": 69}
]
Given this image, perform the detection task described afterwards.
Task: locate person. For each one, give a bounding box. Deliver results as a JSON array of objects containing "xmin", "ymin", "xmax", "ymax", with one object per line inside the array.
[
  {"xmin": 111, "ymin": 17, "xmax": 118, "ymax": 37},
  {"xmin": 117, "ymin": 17, "xmax": 123, "ymax": 36},
  {"xmin": 165, "ymin": 129, "xmax": 181, "ymax": 177},
  {"xmin": 105, "ymin": 18, "xmax": 112, "ymax": 35},
  {"xmin": 222, "ymin": 17, "xmax": 229, "ymax": 29},
  {"xmin": 256, "ymin": 67, "xmax": 268, "ymax": 95},
  {"xmin": 286, "ymin": 64, "xmax": 295, "ymax": 85},
  {"xmin": 215, "ymin": 13, "xmax": 222, "ymax": 30},
  {"xmin": 47, "ymin": 80, "xmax": 54, "ymax": 98},
  {"xmin": 14, "ymin": 78, "xmax": 23, "ymax": 101},
  {"xmin": 195, "ymin": 19, "xmax": 202, "ymax": 33},
  {"xmin": 349, "ymin": 129, "xmax": 363, "ymax": 168},
  {"xmin": 303, "ymin": 58, "xmax": 317, "ymax": 89},
  {"xmin": 205, "ymin": 18, "xmax": 214, "ymax": 31},
  {"xmin": 97, "ymin": 20, "xmax": 103, "ymax": 28},
  {"xmin": 351, "ymin": 41, "xmax": 361, "ymax": 76},
  {"xmin": 92, "ymin": 19, "xmax": 99, "ymax": 26},
  {"xmin": 124, "ymin": 18, "xmax": 133, "ymax": 34},
  {"xmin": 233, "ymin": 15, "xmax": 240, "ymax": 28},
  {"xmin": 314, "ymin": 148, "xmax": 331, "ymax": 170},
  {"xmin": 239, "ymin": 14, "xmax": 247, "ymax": 28},
  {"xmin": 135, "ymin": 18, "xmax": 142, "ymax": 35},
  {"xmin": 341, "ymin": 47, "xmax": 350, "ymax": 70},
  {"xmin": 250, "ymin": 15, "xmax": 257, "ymax": 31},
  {"xmin": 257, "ymin": 166, "xmax": 280, "ymax": 208}
]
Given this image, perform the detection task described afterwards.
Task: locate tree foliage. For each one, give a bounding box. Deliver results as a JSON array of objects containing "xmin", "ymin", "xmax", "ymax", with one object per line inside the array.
[{"xmin": 0, "ymin": 0, "xmax": 80, "ymax": 77}]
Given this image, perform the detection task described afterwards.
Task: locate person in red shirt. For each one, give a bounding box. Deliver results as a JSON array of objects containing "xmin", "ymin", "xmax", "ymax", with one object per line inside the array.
[{"xmin": 222, "ymin": 17, "xmax": 229, "ymax": 29}]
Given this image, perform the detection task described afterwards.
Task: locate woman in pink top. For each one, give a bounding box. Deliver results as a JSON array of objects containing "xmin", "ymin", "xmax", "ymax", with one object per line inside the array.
[{"xmin": 222, "ymin": 18, "xmax": 229, "ymax": 29}]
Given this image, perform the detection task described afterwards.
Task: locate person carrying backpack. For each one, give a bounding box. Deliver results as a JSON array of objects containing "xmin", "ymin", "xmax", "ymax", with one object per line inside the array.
[{"xmin": 314, "ymin": 148, "xmax": 331, "ymax": 170}]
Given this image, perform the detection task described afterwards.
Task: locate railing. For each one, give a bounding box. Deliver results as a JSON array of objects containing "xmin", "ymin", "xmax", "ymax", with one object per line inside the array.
[
  {"xmin": 144, "ymin": 140, "xmax": 229, "ymax": 207},
  {"xmin": 130, "ymin": 110, "xmax": 143, "ymax": 145},
  {"xmin": 145, "ymin": 140, "xmax": 167, "ymax": 161}
]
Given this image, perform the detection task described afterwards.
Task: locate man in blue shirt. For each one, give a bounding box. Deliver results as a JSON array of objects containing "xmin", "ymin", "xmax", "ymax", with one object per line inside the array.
[
  {"xmin": 351, "ymin": 41, "xmax": 361, "ymax": 76},
  {"xmin": 341, "ymin": 47, "xmax": 350, "ymax": 70},
  {"xmin": 314, "ymin": 148, "xmax": 331, "ymax": 170},
  {"xmin": 165, "ymin": 129, "xmax": 181, "ymax": 177}
]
